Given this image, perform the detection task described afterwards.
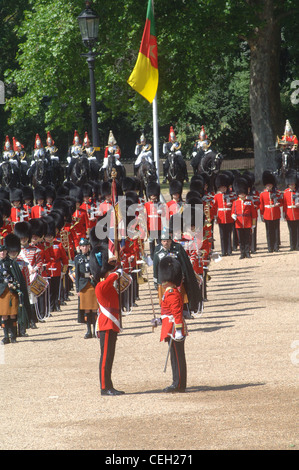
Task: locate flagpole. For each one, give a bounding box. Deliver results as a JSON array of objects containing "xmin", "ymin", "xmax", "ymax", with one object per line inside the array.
[{"xmin": 152, "ymin": 94, "xmax": 159, "ymax": 182}]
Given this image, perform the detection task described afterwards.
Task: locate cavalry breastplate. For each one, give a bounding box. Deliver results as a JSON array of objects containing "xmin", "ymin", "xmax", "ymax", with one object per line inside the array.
[
  {"xmin": 3, "ymin": 150, "xmax": 14, "ymax": 160},
  {"xmin": 34, "ymin": 148, "xmax": 45, "ymax": 159},
  {"xmin": 71, "ymin": 145, "xmax": 82, "ymax": 157}
]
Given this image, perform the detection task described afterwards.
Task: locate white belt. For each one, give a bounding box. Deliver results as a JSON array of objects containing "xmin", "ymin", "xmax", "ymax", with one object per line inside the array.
[
  {"xmin": 218, "ymin": 208, "xmax": 231, "ymax": 211},
  {"xmin": 264, "ymin": 204, "xmax": 275, "ymax": 208},
  {"xmin": 287, "ymin": 205, "xmax": 297, "ymax": 208},
  {"xmin": 161, "ymin": 314, "xmax": 174, "ymax": 322},
  {"xmin": 98, "ymin": 303, "xmax": 122, "ymax": 332}
]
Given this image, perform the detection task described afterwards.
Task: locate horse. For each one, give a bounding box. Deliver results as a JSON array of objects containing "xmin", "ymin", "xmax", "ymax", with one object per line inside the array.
[
  {"xmin": 275, "ymin": 148, "xmax": 297, "ymax": 179},
  {"xmin": 0, "ymin": 161, "xmax": 21, "ymax": 190},
  {"xmin": 101, "ymin": 155, "xmax": 126, "ymax": 183},
  {"xmin": 69, "ymin": 156, "xmax": 90, "ymax": 186},
  {"xmin": 27, "ymin": 158, "xmax": 51, "ymax": 188},
  {"xmin": 166, "ymin": 152, "xmax": 185, "ymax": 184},
  {"xmin": 136, "ymin": 158, "xmax": 157, "ymax": 199},
  {"xmin": 198, "ymin": 150, "xmax": 223, "ymax": 177}
]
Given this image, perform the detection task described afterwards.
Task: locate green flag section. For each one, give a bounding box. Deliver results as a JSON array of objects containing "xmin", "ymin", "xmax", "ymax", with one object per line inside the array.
[{"xmin": 127, "ymin": 0, "xmax": 158, "ymax": 103}]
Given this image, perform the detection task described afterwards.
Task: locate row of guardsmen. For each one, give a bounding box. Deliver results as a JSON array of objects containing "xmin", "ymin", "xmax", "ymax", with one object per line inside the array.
[{"xmin": 1, "ymin": 165, "xmax": 298, "ymax": 344}]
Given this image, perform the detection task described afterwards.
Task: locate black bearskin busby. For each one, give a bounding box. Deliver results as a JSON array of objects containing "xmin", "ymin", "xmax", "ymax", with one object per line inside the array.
[{"xmin": 158, "ymin": 256, "xmax": 182, "ymax": 287}]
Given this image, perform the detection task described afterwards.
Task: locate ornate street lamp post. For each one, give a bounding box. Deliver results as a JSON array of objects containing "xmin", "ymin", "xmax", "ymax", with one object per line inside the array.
[{"xmin": 77, "ymin": 1, "xmax": 101, "ymax": 159}]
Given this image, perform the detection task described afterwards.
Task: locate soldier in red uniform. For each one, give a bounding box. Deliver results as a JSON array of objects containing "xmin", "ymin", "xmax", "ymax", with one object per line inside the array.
[
  {"xmin": 213, "ymin": 173, "xmax": 236, "ymax": 256},
  {"xmin": 242, "ymin": 171, "xmax": 260, "ymax": 254},
  {"xmin": 166, "ymin": 179, "xmax": 184, "ymax": 219},
  {"xmin": 43, "ymin": 218, "xmax": 68, "ymax": 312},
  {"xmin": 30, "ymin": 186, "xmax": 48, "ymax": 219},
  {"xmin": 231, "ymin": 178, "xmax": 257, "ymax": 259},
  {"xmin": 283, "ymin": 169, "xmax": 299, "ymax": 251},
  {"xmin": 90, "ymin": 243, "xmax": 125, "ymax": 396},
  {"xmin": 0, "ymin": 198, "xmax": 13, "ymax": 245},
  {"xmin": 144, "ymin": 182, "xmax": 163, "ymax": 259},
  {"xmin": 70, "ymin": 186, "xmax": 89, "ymax": 241},
  {"xmin": 159, "ymin": 256, "xmax": 187, "ymax": 393},
  {"xmin": 10, "ymin": 188, "xmax": 30, "ymax": 224},
  {"xmin": 259, "ymin": 171, "xmax": 283, "ymax": 253}
]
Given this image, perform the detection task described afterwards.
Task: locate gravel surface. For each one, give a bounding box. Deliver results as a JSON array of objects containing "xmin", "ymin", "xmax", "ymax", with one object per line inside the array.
[{"xmin": 0, "ymin": 216, "xmax": 298, "ymax": 450}]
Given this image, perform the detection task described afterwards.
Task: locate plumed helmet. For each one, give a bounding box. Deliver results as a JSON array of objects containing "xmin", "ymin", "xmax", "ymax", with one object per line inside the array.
[
  {"xmin": 46, "ymin": 131, "xmax": 54, "ymax": 146},
  {"xmin": 168, "ymin": 126, "xmax": 176, "ymax": 141},
  {"xmin": 4, "ymin": 135, "xmax": 11, "ymax": 150},
  {"xmin": 108, "ymin": 130, "xmax": 117, "ymax": 146},
  {"xmin": 83, "ymin": 131, "xmax": 91, "ymax": 146},
  {"xmin": 13, "ymin": 137, "xmax": 24, "ymax": 152},
  {"xmin": 158, "ymin": 256, "xmax": 182, "ymax": 287},
  {"xmin": 73, "ymin": 130, "xmax": 81, "ymax": 145},
  {"xmin": 34, "ymin": 133, "xmax": 43, "ymax": 148}
]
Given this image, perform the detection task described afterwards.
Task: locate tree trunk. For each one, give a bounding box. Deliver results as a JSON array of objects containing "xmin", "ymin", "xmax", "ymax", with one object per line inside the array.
[{"xmin": 248, "ymin": 1, "xmax": 282, "ymax": 183}]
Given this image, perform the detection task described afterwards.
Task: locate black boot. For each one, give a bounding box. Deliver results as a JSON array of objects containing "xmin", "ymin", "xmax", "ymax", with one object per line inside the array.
[
  {"xmin": 9, "ymin": 318, "xmax": 17, "ymax": 343},
  {"xmin": 1, "ymin": 320, "xmax": 10, "ymax": 344}
]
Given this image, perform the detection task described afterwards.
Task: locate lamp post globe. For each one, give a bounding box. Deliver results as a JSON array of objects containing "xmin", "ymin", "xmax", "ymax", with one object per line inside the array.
[{"xmin": 77, "ymin": 1, "xmax": 101, "ymax": 160}]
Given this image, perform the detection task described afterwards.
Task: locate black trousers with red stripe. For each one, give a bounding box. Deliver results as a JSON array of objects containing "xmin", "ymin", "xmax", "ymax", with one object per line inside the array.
[
  {"xmin": 98, "ymin": 329, "xmax": 117, "ymax": 391},
  {"xmin": 169, "ymin": 338, "xmax": 187, "ymax": 391}
]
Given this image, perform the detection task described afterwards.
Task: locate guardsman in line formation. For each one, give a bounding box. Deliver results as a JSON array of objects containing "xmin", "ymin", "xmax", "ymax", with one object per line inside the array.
[
  {"xmin": 283, "ymin": 169, "xmax": 299, "ymax": 251},
  {"xmin": 259, "ymin": 170, "xmax": 283, "ymax": 253}
]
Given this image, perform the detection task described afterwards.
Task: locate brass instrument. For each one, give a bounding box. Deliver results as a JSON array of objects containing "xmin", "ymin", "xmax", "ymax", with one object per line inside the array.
[
  {"xmin": 204, "ymin": 202, "xmax": 212, "ymax": 227},
  {"xmin": 60, "ymin": 229, "xmax": 71, "ymax": 260}
]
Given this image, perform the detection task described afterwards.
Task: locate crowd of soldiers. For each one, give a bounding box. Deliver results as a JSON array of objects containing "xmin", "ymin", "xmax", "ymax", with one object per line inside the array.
[{"xmin": 0, "ymin": 121, "xmax": 298, "ymax": 395}]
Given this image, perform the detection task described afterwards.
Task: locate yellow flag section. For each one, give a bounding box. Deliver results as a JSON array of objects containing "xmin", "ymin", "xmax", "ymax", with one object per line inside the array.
[{"xmin": 127, "ymin": 0, "xmax": 158, "ymax": 103}]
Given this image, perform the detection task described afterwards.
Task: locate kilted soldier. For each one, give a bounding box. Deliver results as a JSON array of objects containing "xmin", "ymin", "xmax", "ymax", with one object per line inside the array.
[
  {"xmin": 213, "ymin": 173, "xmax": 235, "ymax": 256},
  {"xmin": 0, "ymin": 239, "xmax": 30, "ymax": 344},
  {"xmin": 231, "ymin": 178, "xmax": 257, "ymax": 259},
  {"xmin": 283, "ymin": 169, "xmax": 299, "ymax": 251},
  {"xmin": 10, "ymin": 188, "xmax": 30, "ymax": 224},
  {"xmin": 89, "ymin": 243, "xmax": 125, "ymax": 396},
  {"xmin": 259, "ymin": 171, "xmax": 283, "ymax": 253},
  {"xmin": 75, "ymin": 238, "xmax": 98, "ymax": 339},
  {"xmin": 159, "ymin": 256, "xmax": 187, "ymax": 393},
  {"xmin": 14, "ymin": 221, "xmax": 43, "ymax": 327}
]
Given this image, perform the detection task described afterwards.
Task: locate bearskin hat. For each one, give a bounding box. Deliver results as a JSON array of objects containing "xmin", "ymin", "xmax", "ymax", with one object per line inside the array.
[
  {"xmin": 82, "ymin": 183, "xmax": 93, "ymax": 198},
  {"xmin": 89, "ymin": 243, "xmax": 116, "ymax": 284},
  {"xmin": 262, "ymin": 170, "xmax": 276, "ymax": 187},
  {"xmin": 21, "ymin": 185, "xmax": 34, "ymax": 202},
  {"xmin": 49, "ymin": 210, "xmax": 65, "ymax": 231},
  {"xmin": 189, "ymin": 179, "xmax": 204, "ymax": 197},
  {"xmin": 0, "ymin": 199, "xmax": 12, "ymax": 218},
  {"xmin": 169, "ymin": 179, "xmax": 183, "ymax": 196},
  {"xmin": 69, "ymin": 186, "xmax": 83, "ymax": 204},
  {"xmin": 45, "ymin": 185, "xmax": 56, "ymax": 201},
  {"xmin": 29, "ymin": 218, "xmax": 45, "ymax": 238},
  {"xmin": 122, "ymin": 177, "xmax": 136, "ymax": 193},
  {"xmin": 34, "ymin": 185, "xmax": 46, "ymax": 201},
  {"xmin": 43, "ymin": 216, "xmax": 57, "ymax": 237},
  {"xmin": 215, "ymin": 173, "xmax": 230, "ymax": 190},
  {"xmin": 0, "ymin": 188, "xmax": 9, "ymax": 200},
  {"xmin": 242, "ymin": 171, "xmax": 255, "ymax": 189},
  {"xmin": 4, "ymin": 233, "xmax": 21, "ymax": 254},
  {"xmin": 9, "ymin": 188, "xmax": 23, "ymax": 202},
  {"xmin": 14, "ymin": 221, "xmax": 32, "ymax": 241},
  {"xmin": 285, "ymin": 169, "xmax": 298, "ymax": 186},
  {"xmin": 233, "ymin": 177, "xmax": 249, "ymax": 196},
  {"xmin": 158, "ymin": 256, "xmax": 182, "ymax": 287},
  {"xmin": 101, "ymin": 181, "xmax": 111, "ymax": 197},
  {"xmin": 146, "ymin": 182, "xmax": 160, "ymax": 199}
]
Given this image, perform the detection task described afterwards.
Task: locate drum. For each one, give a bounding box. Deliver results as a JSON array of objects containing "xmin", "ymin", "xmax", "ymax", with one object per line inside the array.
[
  {"xmin": 30, "ymin": 274, "xmax": 48, "ymax": 297},
  {"xmin": 114, "ymin": 272, "xmax": 132, "ymax": 293}
]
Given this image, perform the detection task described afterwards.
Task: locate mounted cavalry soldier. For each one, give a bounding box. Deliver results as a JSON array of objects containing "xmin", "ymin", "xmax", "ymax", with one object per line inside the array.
[
  {"xmin": 101, "ymin": 130, "xmax": 122, "ymax": 170},
  {"xmin": 2, "ymin": 136, "xmax": 15, "ymax": 163},
  {"xmin": 31, "ymin": 133, "xmax": 46, "ymax": 162},
  {"xmin": 190, "ymin": 126, "xmax": 209, "ymax": 175},
  {"xmin": 82, "ymin": 131, "xmax": 97, "ymax": 161},
  {"xmin": 162, "ymin": 126, "xmax": 189, "ymax": 183},
  {"xmin": 45, "ymin": 131, "xmax": 60, "ymax": 164},
  {"xmin": 13, "ymin": 137, "xmax": 29, "ymax": 184},
  {"xmin": 134, "ymin": 133, "xmax": 154, "ymax": 175}
]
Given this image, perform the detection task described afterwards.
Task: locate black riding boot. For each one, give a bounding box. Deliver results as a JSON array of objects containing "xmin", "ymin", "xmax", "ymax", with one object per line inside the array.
[{"xmin": 8, "ymin": 318, "xmax": 17, "ymax": 343}]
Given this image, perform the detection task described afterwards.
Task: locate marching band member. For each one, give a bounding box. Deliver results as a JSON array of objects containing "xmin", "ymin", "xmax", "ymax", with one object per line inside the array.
[
  {"xmin": 90, "ymin": 243, "xmax": 125, "ymax": 396},
  {"xmin": 159, "ymin": 256, "xmax": 187, "ymax": 393},
  {"xmin": 0, "ymin": 238, "xmax": 30, "ymax": 344},
  {"xmin": 0, "ymin": 198, "xmax": 13, "ymax": 244},
  {"xmin": 259, "ymin": 171, "xmax": 283, "ymax": 253},
  {"xmin": 43, "ymin": 218, "xmax": 68, "ymax": 313},
  {"xmin": 13, "ymin": 221, "xmax": 43, "ymax": 328},
  {"xmin": 75, "ymin": 238, "xmax": 98, "ymax": 339},
  {"xmin": 231, "ymin": 178, "xmax": 257, "ymax": 259},
  {"xmin": 213, "ymin": 173, "xmax": 235, "ymax": 256},
  {"xmin": 283, "ymin": 169, "xmax": 299, "ymax": 251}
]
